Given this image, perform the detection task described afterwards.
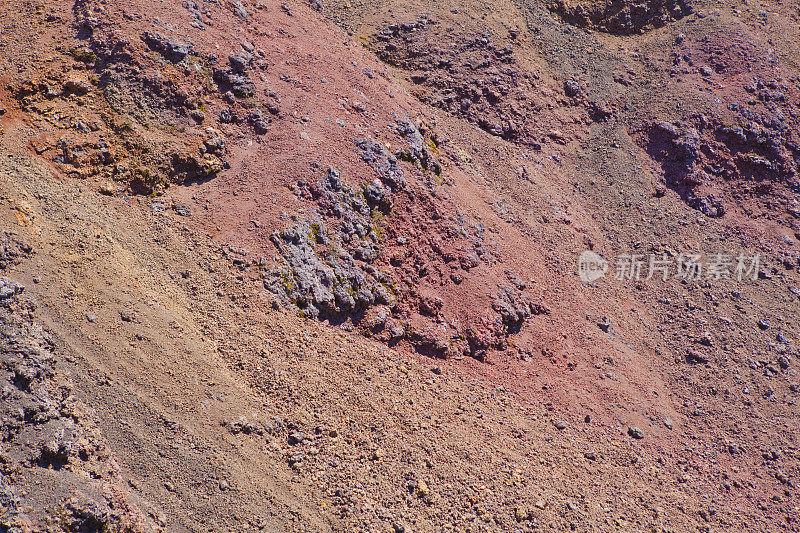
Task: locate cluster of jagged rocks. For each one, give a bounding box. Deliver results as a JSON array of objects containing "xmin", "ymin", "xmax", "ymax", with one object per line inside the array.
[
  {"xmin": 545, "ymin": 0, "xmax": 694, "ymax": 34},
  {"xmin": 265, "ymin": 170, "xmax": 398, "ymax": 322},
  {"xmin": 212, "ymin": 46, "xmax": 258, "ymax": 99},
  {"xmin": 646, "ymin": 77, "xmax": 800, "ymax": 221},
  {"xmin": 0, "ymin": 278, "xmax": 71, "ymax": 471},
  {"xmin": 0, "ymin": 233, "xmax": 33, "ymax": 271},
  {"xmin": 0, "ymin": 278, "xmax": 149, "ymax": 532},
  {"xmin": 265, "ymin": 120, "xmax": 436, "ymax": 326},
  {"xmin": 373, "ymin": 18, "xmax": 549, "ymax": 145},
  {"xmin": 19, "ymin": 2, "xmax": 280, "ymax": 195},
  {"xmin": 7, "ymin": 27, "xmax": 225, "ymax": 193},
  {"xmin": 648, "ymin": 121, "xmax": 727, "ymax": 217},
  {"xmin": 1, "ymin": 229, "xmax": 149, "ymax": 531},
  {"xmin": 265, "ymin": 124, "xmax": 546, "ymax": 359}
]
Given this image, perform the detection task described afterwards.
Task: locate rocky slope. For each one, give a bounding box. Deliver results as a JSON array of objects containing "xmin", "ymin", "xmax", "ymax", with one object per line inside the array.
[{"xmin": 1, "ymin": 0, "xmax": 799, "ymax": 531}]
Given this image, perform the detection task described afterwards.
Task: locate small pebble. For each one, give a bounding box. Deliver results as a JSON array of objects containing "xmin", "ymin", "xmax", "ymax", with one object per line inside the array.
[{"xmin": 628, "ymin": 426, "xmax": 645, "ymax": 439}]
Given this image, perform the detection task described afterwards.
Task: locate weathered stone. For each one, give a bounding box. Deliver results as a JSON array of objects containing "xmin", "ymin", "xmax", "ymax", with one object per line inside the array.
[
  {"xmin": 142, "ymin": 31, "xmax": 193, "ymax": 62},
  {"xmin": 355, "ymin": 137, "xmax": 406, "ymax": 189},
  {"xmin": 627, "ymin": 426, "xmax": 645, "ymax": 439}
]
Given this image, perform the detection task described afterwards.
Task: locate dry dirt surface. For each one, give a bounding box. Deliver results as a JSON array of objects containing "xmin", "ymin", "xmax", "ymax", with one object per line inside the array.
[{"xmin": 1, "ymin": 0, "xmax": 799, "ymax": 531}]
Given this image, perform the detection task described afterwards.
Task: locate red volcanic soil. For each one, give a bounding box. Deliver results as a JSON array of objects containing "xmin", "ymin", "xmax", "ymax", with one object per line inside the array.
[{"xmin": 0, "ymin": 0, "xmax": 799, "ymax": 531}]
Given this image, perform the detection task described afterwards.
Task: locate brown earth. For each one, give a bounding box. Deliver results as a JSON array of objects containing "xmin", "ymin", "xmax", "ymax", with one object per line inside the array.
[{"xmin": 0, "ymin": 0, "xmax": 799, "ymax": 531}]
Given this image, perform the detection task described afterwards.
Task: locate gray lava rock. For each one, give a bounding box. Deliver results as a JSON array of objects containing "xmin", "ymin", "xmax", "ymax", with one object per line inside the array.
[
  {"xmin": 229, "ymin": 52, "xmax": 253, "ymax": 74},
  {"xmin": 654, "ymin": 121, "xmax": 680, "ymax": 137},
  {"xmin": 173, "ymin": 204, "xmax": 191, "ymax": 217},
  {"xmin": 266, "ymin": 210, "xmax": 390, "ymax": 320},
  {"xmin": 249, "ymin": 110, "xmax": 271, "ymax": 134},
  {"xmin": 493, "ymin": 285, "xmax": 547, "ymax": 331},
  {"xmin": 628, "ymin": 426, "xmax": 645, "ymax": 439},
  {"xmin": 673, "ymin": 128, "xmax": 701, "ymax": 163},
  {"xmin": 141, "ymin": 32, "xmax": 193, "ymax": 62},
  {"xmin": 219, "ymin": 108, "xmax": 235, "ymax": 123},
  {"xmin": 288, "ymin": 431, "xmax": 306, "ymax": 445},
  {"xmin": 598, "ymin": 316, "xmax": 614, "ymax": 335},
  {"xmin": 184, "ymin": 1, "xmax": 206, "ymax": 29},
  {"xmin": 354, "ymin": 137, "xmax": 406, "ymax": 190},
  {"xmin": 232, "ymin": 0, "xmax": 249, "ymax": 18},
  {"xmin": 267, "ymin": 168, "xmax": 404, "ymax": 332},
  {"xmin": 0, "ymin": 476, "xmax": 20, "ymax": 516},
  {"xmin": 352, "ymin": 241, "xmax": 379, "ymax": 262},
  {"xmin": 686, "ymin": 349, "xmax": 709, "ymax": 364},
  {"xmin": 227, "ymin": 416, "xmax": 264, "ymax": 435},
  {"xmin": 364, "ymin": 178, "xmax": 388, "ymax": 206},
  {"xmin": 0, "ymin": 278, "xmax": 24, "ymax": 299},
  {"xmin": 39, "ymin": 419, "xmax": 81, "ymax": 466},
  {"xmin": 395, "ymin": 120, "xmax": 442, "ymax": 175},
  {"xmin": 0, "ymin": 232, "xmax": 33, "ymax": 270},
  {"xmin": 564, "ymin": 80, "xmax": 581, "ymax": 98},
  {"xmin": 203, "ymin": 130, "xmax": 226, "ymax": 155},
  {"xmin": 213, "ymin": 68, "xmax": 255, "ymax": 98}
]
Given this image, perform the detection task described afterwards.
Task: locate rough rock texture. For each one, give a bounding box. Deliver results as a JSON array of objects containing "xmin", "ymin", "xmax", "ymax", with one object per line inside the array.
[
  {"xmin": 267, "ymin": 162, "xmax": 544, "ymax": 358},
  {"xmin": 8, "ymin": 1, "xmax": 247, "ymax": 194},
  {"xmin": 3, "ymin": 0, "xmax": 800, "ymax": 529},
  {"xmin": 0, "ymin": 279, "xmax": 153, "ymax": 532},
  {"xmin": 141, "ymin": 31, "xmax": 194, "ymax": 62},
  {"xmin": 644, "ymin": 78, "xmax": 800, "ymax": 221},
  {"xmin": 0, "ymin": 233, "xmax": 33, "ymax": 270},
  {"xmin": 373, "ymin": 18, "xmax": 584, "ymax": 146},
  {"xmin": 265, "ymin": 179, "xmax": 395, "ymax": 320},
  {"xmin": 493, "ymin": 284, "xmax": 549, "ymax": 332},
  {"xmin": 546, "ymin": 0, "xmax": 694, "ymax": 34},
  {"xmin": 354, "ymin": 137, "xmax": 406, "ymax": 190}
]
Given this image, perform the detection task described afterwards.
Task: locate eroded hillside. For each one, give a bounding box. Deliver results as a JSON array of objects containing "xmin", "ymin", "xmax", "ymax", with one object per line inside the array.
[{"xmin": 1, "ymin": 0, "xmax": 799, "ymax": 531}]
